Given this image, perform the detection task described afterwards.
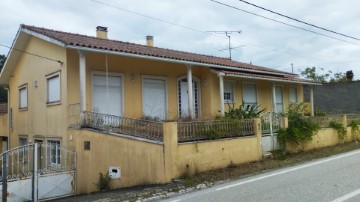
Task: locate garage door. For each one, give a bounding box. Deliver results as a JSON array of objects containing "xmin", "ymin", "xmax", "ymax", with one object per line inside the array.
[
  {"xmin": 92, "ymin": 74, "xmax": 122, "ymax": 116},
  {"xmin": 143, "ymin": 78, "xmax": 166, "ymax": 120}
]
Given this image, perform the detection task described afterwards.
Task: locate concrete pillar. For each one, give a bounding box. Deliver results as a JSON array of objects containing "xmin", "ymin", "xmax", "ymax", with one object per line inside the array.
[
  {"xmin": 187, "ymin": 65, "xmax": 194, "ymax": 118},
  {"xmin": 79, "ymin": 51, "xmax": 86, "ymax": 113},
  {"xmin": 219, "ymin": 73, "xmax": 225, "ymax": 116},
  {"xmin": 163, "ymin": 122, "xmax": 178, "ymax": 182},
  {"xmin": 282, "ymin": 116, "xmax": 289, "ymax": 128},
  {"xmin": 310, "ymin": 86, "xmax": 314, "ymax": 117},
  {"xmin": 272, "ymin": 83, "xmax": 277, "ymax": 113},
  {"xmin": 252, "ymin": 118, "xmax": 262, "ymax": 158}
]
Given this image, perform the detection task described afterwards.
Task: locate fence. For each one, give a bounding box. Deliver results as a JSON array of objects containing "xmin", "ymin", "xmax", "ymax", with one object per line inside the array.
[
  {"xmin": 82, "ymin": 111, "xmax": 164, "ymax": 142},
  {"xmin": 177, "ymin": 119, "xmax": 254, "ymax": 143}
]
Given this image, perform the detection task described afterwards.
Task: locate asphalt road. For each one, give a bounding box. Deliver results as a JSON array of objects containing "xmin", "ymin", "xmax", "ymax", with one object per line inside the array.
[{"xmin": 163, "ymin": 149, "xmax": 360, "ymax": 202}]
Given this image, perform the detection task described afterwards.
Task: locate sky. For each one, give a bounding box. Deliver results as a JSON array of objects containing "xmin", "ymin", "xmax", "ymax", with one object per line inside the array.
[{"xmin": 1, "ymin": 0, "xmax": 360, "ymax": 79}]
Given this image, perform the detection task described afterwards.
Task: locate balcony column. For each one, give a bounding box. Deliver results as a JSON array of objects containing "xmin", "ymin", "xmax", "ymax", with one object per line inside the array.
[
  {"xmin": 310, "ymin": 85, "xmax": 314, "ymax": 116},
  {"xmin": 79, "ymin": 51, "xmax": 87, "ymax": 121},
  {"xmin": 272, "ymin": 83, "xmax": 277, "ymax": 113},
  {"xmin": 187, "ymin": 65, "xmax": 194, "ymax": 118},
  {"xmin": 219, "ymin": 73, "xmax": 225, "ymax": 116}
]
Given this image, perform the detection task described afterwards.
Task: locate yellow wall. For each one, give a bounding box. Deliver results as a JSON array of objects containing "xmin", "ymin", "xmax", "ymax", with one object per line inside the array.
[
  {"xmin": 8, "ymin": 36, "xmax": 67, "ymax": 148},
  {"xmin": 69, "ymin": 129, "xmax": 166, "ymax": 194},
  {"xmin": 174, "ymin": 136, "xmax": 261, "ymax": 178},
  {"xmin": 287, "ymin": 127, "xmax": 353, "ymax": 152}
]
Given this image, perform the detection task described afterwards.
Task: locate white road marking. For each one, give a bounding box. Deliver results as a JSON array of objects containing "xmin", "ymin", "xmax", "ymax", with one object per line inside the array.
[
  {"xmin": 216, "ymin": 149, "xmax": 360, "ymax": 191},
  {"xmin": 169, "ymin": 200, "xmax": 181, "ymax": 202},
  {"xmin": 330, "ymin": 188, "xmax": 360, "ymax": 202}
]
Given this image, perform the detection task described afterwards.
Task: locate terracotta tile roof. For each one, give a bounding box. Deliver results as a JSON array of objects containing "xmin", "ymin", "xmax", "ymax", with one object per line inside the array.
[
  {"xmin": 21, "ymin": 24, "xmax": 296, "ymax": 76},
  {"xmin": 220, "ymin": 70, "xmax": 319, "ymax": 84}
]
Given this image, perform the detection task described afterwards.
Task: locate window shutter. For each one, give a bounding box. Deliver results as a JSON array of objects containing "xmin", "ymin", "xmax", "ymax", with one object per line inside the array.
[{"xmin": 48, "ymin": 75, "xmax": 60, "ymax": 103}]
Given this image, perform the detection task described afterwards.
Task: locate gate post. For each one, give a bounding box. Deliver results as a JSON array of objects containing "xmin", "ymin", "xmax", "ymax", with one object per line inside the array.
[
  {"xmin": 32, "ymin": 143, "xmax": 38, "ymax": 201},
  {"xmin": 2, "ymin": 153, "xmax": 7, "ymax": 202}
]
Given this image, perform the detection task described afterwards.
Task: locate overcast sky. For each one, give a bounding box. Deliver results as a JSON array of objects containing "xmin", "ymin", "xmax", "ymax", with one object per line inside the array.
[{"xmin": 1, "ymin": 0, "xmax": 360, "ymax": 79}]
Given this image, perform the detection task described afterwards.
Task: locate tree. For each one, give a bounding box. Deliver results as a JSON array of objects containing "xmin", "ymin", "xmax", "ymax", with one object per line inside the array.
[
  {"xmin": 300, "ymin": 67, "xmax": 331, "ymax": 84},
  {"xmin": 0, "ymin": 54, "xmax": 7, "ymax": 103},
  {"xmin": 329, "ymin": 72, "xmax": 347, "ymax": 83},
  {"xmin": 346, "ymin": 70, "xmax": 354, "ymax": 81},
  {"xmin": 0, "ymin": 54, "xmax": 5, "ymax": 70}
]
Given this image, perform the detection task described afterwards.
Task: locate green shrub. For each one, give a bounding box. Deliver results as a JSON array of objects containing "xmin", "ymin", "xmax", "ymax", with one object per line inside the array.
[
  {"xmin": 277, "ymin": 103, "xmax": 320, "ymax": 148},
  {"xmin": 223, "ymin": 103, "xmax": 265, "ymax": 119},
  {"xmin": 96, "ymin": 172, "xmax": 111, "ymax": 191},
  {"xmin": 349, "ymin": 120, "xmax": 360, "ymax": 140},
  {"xmin": 329, "ymin": 121, "xmax": 347, "ymax": 142}
]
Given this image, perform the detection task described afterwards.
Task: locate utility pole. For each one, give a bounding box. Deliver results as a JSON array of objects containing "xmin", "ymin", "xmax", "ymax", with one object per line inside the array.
[{"xmin": 206, "ymin": 31, "xmax": 242, "ymax": 59}]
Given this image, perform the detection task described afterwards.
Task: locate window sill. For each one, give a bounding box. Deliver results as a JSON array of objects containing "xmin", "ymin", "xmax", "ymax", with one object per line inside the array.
[
  {"xmin": 47, "ymin": 101, "xmax": 61, "ymax": 107},
  {"xmin": 19, "ymin": 107, "xmax": 28, "ymax": 112}
]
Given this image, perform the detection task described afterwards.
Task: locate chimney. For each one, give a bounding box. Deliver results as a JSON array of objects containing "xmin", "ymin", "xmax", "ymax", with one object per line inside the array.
[
  {"xmin": 96, "ymin": 26, "xmax": 108, "ymax": 39},
  {"xmin": 146, "ymin": 36, "xmax": 154, "ymax": 47}
]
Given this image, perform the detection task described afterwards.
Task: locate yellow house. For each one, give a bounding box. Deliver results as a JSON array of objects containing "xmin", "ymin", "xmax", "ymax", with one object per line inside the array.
[
  {"xmin": 0, "ymin": 24, "xmax": 319, "ymax": 149},
  {"xmin": 0, "ymin": 24, "xmax": 319, "ymax": 193}
]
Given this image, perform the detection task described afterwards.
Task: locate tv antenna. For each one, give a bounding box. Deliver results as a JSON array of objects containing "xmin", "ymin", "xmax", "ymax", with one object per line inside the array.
[{"xmin": 206, "ymin": 31, "xmax": 243, "ymax": 59}]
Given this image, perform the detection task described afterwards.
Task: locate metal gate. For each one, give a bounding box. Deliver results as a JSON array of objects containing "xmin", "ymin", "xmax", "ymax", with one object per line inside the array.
[
  {"xmin": 261, "ymin": 112, "xmax": 283, "ymax": 154},
  {"xmin": 0, "ymin": 143, "xmax": 76, "ymax": 201}
]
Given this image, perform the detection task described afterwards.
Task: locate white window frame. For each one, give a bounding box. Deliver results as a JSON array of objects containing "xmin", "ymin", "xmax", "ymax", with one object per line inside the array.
[
  {"xmin": 242, "ymin": 82, "xmax": 258, "ymax": 107},
  {"xmin": 176, "ymin": 75, "xmax": 201, "ymax": 118},
  {"xmin": 46, "ymin": 72, "xmax": 61, "ymax": 104},
  {"xmin": 91, "ymin": 71, "xmax": 124, "ymax": 116},
  {"xmin": 289, "ymin": 87, "xmax": 298, "ymax": 104},
  {"xmin": 19, "ymin": 137, "xmax": 28, "ymax": 159},
  {"xmin": 224, "ymin": 80, "xmax": 234, "ymax": 103},
  {"xmin": 18, "ymin": 84, "xmax": 28, "ymax": 110},
  {"xmin": 142, "ymin": 75, "xmax": 168, "ymax": 120},
  {"xmin": 275, "ymin": 86, "xmax": 284, "ymax": 113},
  {"xmin": 47, "ymin": 139, "xmax": 61, "ymax": 167}
]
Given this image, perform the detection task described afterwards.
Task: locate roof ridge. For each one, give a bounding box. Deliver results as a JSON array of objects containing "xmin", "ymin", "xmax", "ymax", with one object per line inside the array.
[{"xmin": 21, "ymin": 24, "xmax": 232, "ymax": 61}]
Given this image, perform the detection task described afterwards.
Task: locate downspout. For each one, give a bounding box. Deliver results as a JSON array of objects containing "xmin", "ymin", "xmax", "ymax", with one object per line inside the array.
[{"xmin": 4, "ymin": 87, "xmax": 10, "ymax": 150}]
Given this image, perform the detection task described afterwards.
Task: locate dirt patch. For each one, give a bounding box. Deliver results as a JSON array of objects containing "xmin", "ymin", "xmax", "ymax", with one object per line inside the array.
[{"xmin": 53, "ymin": 141, "xmax": 360, "ymax": 202}]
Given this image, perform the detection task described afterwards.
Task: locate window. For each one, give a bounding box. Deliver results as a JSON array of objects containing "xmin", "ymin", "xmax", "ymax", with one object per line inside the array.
[
  {"xmin": 275, "ymin": 86, "xmax": 284, "ymax": 113},
  {"xmin": 243, "ymin": 83, "xmax": 257, "ymax": 107},
  {"xmin": 47, "ymin": 73, "xmax": 60, "ymax": 103},
  {"xmin": 224, "ymin": 81, "xmax": 234, "ymax": 102},
  {"xmin": 19, "ymin": 85, "xmax": 27, "ymax": 109},
  {"xmin": 19, "ymin": 137, "xmax": 28, "ymax": 160},
  {"xmin": 289, "ymin": 87, "xmax": 297, "ymax": 104},
  {"xmin": 48, "ymin": 140, "xmax": 61, "ymax": 166}
]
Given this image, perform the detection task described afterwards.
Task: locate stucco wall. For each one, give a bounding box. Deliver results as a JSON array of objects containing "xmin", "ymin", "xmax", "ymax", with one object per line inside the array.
[
  {"xmin": 287, "ymin": 127, "xmax": 353, "ymax": 152},
  {"xmin": 174, "ymin": 136, "xmax": 262, "ymax": 178},
  {"xmin": 69, "ymin": 129, "xmax": 166, "ymax": 194},
  {"xmin": 8, "ymin": 36, "xmax": 67, "ymax": 148}
]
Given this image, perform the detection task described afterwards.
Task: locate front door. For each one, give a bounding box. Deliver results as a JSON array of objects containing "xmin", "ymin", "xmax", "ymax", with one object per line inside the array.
[
  {"xmin": 92, "ymin": 74, "xmax": 122, "ymax": 116},
  {"xmin": 178, "ymin": 78, "xmax": 199, "ymax": 118}
]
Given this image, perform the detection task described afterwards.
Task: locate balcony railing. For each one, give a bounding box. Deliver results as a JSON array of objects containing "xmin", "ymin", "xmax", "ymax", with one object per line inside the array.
[
  {"xmin": 177, "ymin": 119, "xmax": 254, "ymax": 143},
  {"xmin": 82, "ymin": 111, "xmax": 164, "ymax": 142}
]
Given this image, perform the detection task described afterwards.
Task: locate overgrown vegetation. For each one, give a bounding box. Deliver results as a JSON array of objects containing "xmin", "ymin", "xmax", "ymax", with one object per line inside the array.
[
  {"xmin": 349, "ymin": 120, "xmax": 360, "ymax": 140},
  {"xmin": 329, "ymin": 121, "xmax": 347, "ymax": 142},
  {"xmin": 277, "ymin": 103, "xmax": 320, "ymax": 149},
  {"xmin": 223, "ymin": 103, "xmax": 265, "ymax": 120},
  {"xmin": 96, "ymin": 172, "xmax": 111, "ymax": 191}
]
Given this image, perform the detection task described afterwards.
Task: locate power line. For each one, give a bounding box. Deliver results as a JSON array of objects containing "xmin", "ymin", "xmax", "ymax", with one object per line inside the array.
[
  {"xmin": 237, "ymin": 0, "xmax": 360, "ymax": 41},
  {"xmin": 91, "ymin": 0, "xmax": 350, "ymax": 64},
  {"xmin": 210, "ymin": 0, "xmax": 360, "ymax": 47},
  {"xmin": 0, "ymin": 44, "xmax": 63, "ymax": 64}
]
